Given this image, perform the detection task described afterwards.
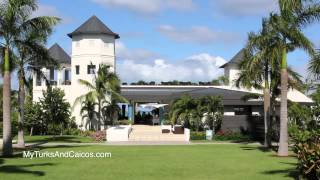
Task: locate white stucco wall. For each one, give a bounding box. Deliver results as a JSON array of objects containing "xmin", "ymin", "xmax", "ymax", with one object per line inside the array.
[
  {"xmin": 32, "ymin": 34, "xmax": 116, "ymax": 130},
  {"xmin": 224, "ymin": 65, "xmax": 240, "ymax": 87}
]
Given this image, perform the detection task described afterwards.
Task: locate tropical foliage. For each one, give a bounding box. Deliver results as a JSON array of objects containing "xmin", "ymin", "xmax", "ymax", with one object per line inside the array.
[
  {"xmin": 74, "ymin": 64, "xmax": 127, "ymax": 130},
  {"xmin": 169, "ymin": 95, "xmax": 223, "ymax": 132},
  {"xmin": 288, "ymin": 85, "xmax": 320, "ymax": 180},
  {"xmin": 0, "ymin": 0, "xmax": 59, "ymax": 155},
  {"xmin": 39, "ymin": 87, "xmax": 71, "ymax": 135},
  {"xmin": 268, "ymin": 0, "xmax": 320, "ymax": 157},
  {"xmin": 24, "ymin": 99, "xmax": 43, "ymax": 136},
  {"xmin": 236, "ymin": 0, "xmax": 320, "ymax": 156},
  {"xmin": 237, "ymin": 18, "xmax": 304, "ymax": 147},
  {"xmin": 79, "ymin": 95, "xmax": 98, "ymax": 130},
  {"xmin": 290, "ymin": 129, "xmax": 320, "ymax": 180}
]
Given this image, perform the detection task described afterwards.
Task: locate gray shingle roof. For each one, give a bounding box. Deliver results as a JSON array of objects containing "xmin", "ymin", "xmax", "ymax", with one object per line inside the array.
[
  {"xmin": 67, "ymin": 15, "xmax": 120, "ymax": 39},
  {"xmin": 219, "ymin": 48, "xmax": 245, "ymax": 68},
  {"xmin": 48, "ymin": 43, "xmax": 71, "ymax": 64}
]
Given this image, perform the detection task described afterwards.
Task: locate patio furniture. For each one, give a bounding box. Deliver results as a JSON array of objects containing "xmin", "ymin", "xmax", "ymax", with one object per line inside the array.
[
  {"xmin": 172, "ymin": 125, "xmax": 184, "ymax": 134},
  {"xmin": 161, "ymin": 125, "xmax": 171, "ymax": 133}
]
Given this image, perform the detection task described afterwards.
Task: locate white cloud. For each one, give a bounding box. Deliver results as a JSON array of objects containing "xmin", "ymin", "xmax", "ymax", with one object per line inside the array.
[
  {"xmin": 214, "ymin": 0, "xmax": 278, "ymax": 17},
  {"xmin": 32, "ymin": 4, "xmax": 72, "ymax": 24},
  {"xmin": 117, "ymin": 53, "xmax": 227, "ymax": 83},
  {"xmin": 157, "ymin": 25, "xmax": 239, "ymax": 45},
  {"xmin": 91, "ymin": 0, "xmax": 195, "ymax": 15},
  {"xmin": 116, "ymin": 41, "xmax": 159, "ymax": 61}
]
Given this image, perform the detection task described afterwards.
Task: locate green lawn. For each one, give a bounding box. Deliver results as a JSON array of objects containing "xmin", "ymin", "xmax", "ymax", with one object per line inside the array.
[
  {"xmin": 0, "ymin": 144, "xmax": 297, "ymax": 180},
  {"xmin": 13, "ymin": 135, "xmax": 95, "ymax": 143}
]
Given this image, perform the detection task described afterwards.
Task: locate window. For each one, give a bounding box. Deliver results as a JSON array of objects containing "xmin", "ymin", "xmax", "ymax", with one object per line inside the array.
[
  {"xmin": 36, "ymin": 71, "xmax": 41, "ymax": 86},
  {"xmin": 49, "ymin": 68, "xmax": 57, "ymax": 85},
  {"xmin": 76, "ymin": 41, "xmax": 80, "ymax": 47},
  {"xmin": 64, "ymin": 69, "xmax": 71, "ymax": 85},
  {"xmin": 75, "ymin": 65, "xmax": 80, "ymax": 75},
  {"xmin": 65, "ymin": 69, "xmax": 70, "ymax": 81},
  {"xmin": 49, "ymin": 68, "xmax": 55, "ymax": 80},
  {"xmin": 233, "ymin": 106, "xmax": 250, "ymax": 115},
  {"xmin": 87, "ymin": 65, "xmax": 96, "ymax": 74}
]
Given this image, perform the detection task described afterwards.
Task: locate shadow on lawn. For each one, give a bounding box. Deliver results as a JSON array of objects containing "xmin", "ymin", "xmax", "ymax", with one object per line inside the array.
[
  {"xmin": 25, "ymin": 145, "xmax": 91, "ymax": 152},
  {"xmin": 27, "ymin": 136, "xmax": 86, "ymax": 143},
  {"xmin": 240, "ymin": 145, "xmax": 280, "ymax": 152},
  {"xmin": 239, "ymin": 146, "xmax": 299, "ymax": 179},
  {"xmin": 0, "ymin": 158, "xmax": 55, "ymax": 176},
  {"xmin": 262, "ymin": 167, "xmax": 299, "ymax": 179}
]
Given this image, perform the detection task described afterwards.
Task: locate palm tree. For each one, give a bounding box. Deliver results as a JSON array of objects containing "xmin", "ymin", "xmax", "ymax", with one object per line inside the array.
[
  {"xmin": 270, "ymin": 0, "xmax": 320, "ymax": 156},
  {"xmin": 16, "ymin": 20, "xmax": 59, "ymax": 148},
  {"xmin": 80, "ymin": 95, "xmax": 98, "ymax": 130},
  {"xmin": 236, "ymin": 18, "xmax": 282, "ymax": 147},
  {"xmin": 102, "ymin": 99, "xmax": 121, "ymax": 126},
  {"xmin": 0, "ymin": 0, "xmax": 59, "ymax": 155},
  {"xmin": 190, "ymin": 98, "xmax": 206, "ymax": 132},
  {"xmin": 74, "ymin": 64, "xmax": 126, "ymax": 130},
  {"xmin": 309, "ymin": 49, "xmax": 320, "ymax": 79},
  {"xmin": 169, "ymin": 95, "xmax": 196, "ymax": 128}
]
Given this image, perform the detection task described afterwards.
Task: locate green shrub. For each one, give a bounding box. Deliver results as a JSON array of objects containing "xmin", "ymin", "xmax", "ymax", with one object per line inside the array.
[
  {"xmin": 63, "ymin": 128, "xmax": 83, "ymax": 136},
  {"xmin": 290, "ymin": 126, "xmax": 320, "ymax": 180},
  {"xmin": 190, "ymin": 131, "xmax": 206, "ymax": 140},
  {"xmin": 81, "ymin": 130, "xmax": 93, "ymax": 137}
]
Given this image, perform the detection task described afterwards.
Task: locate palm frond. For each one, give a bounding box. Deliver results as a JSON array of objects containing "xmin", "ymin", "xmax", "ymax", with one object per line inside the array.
[{"xmin": 78, "ymin": 79, "xmax": 95, "ymax": 90}]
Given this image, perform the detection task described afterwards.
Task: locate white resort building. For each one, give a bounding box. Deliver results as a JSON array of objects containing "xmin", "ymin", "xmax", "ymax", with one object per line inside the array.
[{"xmin": 33, "ymin": 16, "xmax": 312, "ymax": 140}]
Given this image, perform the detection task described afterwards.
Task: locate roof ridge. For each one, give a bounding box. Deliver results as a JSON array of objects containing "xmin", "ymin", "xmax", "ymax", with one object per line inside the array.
[{"xmin": 67, "ymin": 15, "xmax": 120, "ymax": 39}]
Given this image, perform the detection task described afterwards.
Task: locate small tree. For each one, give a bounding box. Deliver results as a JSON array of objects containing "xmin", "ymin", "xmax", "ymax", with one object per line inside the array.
[
  {"xmin": 24, "ymin": 100, "xmax": 43, "ymax": 136},
  {"xmin": 40, "ymin": 87, "xmax": 71, "ymax": 135},
  {"xmin": 201, "ymin": 96, "xmax": 223, "ymax": 133}
]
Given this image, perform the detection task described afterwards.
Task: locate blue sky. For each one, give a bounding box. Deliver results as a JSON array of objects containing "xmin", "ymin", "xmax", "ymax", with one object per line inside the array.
[{"xmin": 29, "ymin": 0, "xmax": 320, "ymax": 84}]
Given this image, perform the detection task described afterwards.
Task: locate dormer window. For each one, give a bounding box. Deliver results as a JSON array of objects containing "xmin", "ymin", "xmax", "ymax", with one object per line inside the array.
[{"xmin": 87, "ymin": 65, "xmax": 96, "ymax": 74}]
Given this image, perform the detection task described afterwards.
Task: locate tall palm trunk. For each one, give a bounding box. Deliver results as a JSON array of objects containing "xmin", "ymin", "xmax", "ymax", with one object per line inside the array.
[
  {"xmin": 278, "ymin": 47, "xmax": 288, "ymax": 156},
  {"xmin": 17, "ymin": 69, "xmax": 25, "ymax": 147},
  {"xmin": 263, "ymin": 64, "xmax": 271, "ymax": 147},
  {"xmin": 98, "ymin": 98, "xmax": 101, "ymax": 130},
  {"xmin": 263, "ymin": 87, "xmax": 271, "ymax": 147},
  {"xmin": 2, "ymin": 47, "xmax": 12, "ymax": 156}
]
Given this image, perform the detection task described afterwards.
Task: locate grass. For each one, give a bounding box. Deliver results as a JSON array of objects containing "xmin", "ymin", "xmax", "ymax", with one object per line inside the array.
[
  {"xmin": 0, "ymin": 144, "xmax": 298, "ymax": 180},
  {"xmin": 13, "ymin": 135, "xmax": 95, "ymax": 144}
]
